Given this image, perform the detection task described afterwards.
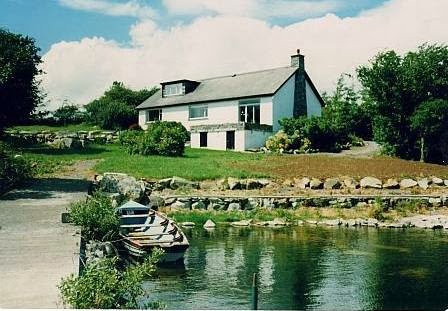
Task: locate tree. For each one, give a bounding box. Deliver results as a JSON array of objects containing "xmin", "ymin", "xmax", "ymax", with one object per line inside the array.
[
  {"xmin": 0, "ymin": 29, "xmax": 43, "ymax": 131},
  {"xmin": 357, "ymin": 44, "xmax": 448, "ymax": 159},
  {"xmin": 85, "ymin": 81, "xmax": 158, "ymax": 130},
  {"xmin": 52, "ymin": 100, "xmax": 84, "ymax": 126},
  {"xmin": 411, "ymin": 99, "xmax": 448, "ymax": 163}
]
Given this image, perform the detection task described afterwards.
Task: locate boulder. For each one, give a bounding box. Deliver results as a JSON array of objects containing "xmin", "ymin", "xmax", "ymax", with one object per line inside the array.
[
  {"xmin": 246, "ymin": 179, "xmax": 262, "ymax": 190},
  {"xmin": 231, "ymin": 219, "xmax": 252, "ymax": 227},
  {"xmin": 383, "ymin": 179, "xmax": 399, "ymax": 189},
  {"xmin": 209, "ymin": 203, "xmax": 224, "ymax": 210},
  {"xmin": 432, "ymin": 177, "xmax": 444, "ymax": 186},
  {"xmin": 324, "ymin": 178, "xmax": 341, "ymax": 190},
  {"xmin": 310, "ymin": 178, "xmax": 323, "ymax": 189},
  {"xmin": 444, "ymin": 180, "xmax": 448, "ymax": 187},
  {"xmin": 268, "ymin": 218, "xmax": 287, "ymax": 226},
  {"xmin": 244, "ymin": 198, "xmax": 259, "ymax": 210},
  {"xmin": 164, "ymin": 197, "xmax": 177, "ymax": 205},
  {"xmin": 227, "ymin": 177, "xmax": 241, "ymax": 190},
  {"xmin": 149, "ymin": 196, "xmax": 165, "ymax": 208},
  {"xmin": 203, "ymin": 219, "xmax": 216, "ymax": 229},
  {"xmin": 100, "ymin": 173, "xmax": 145, "ymax": 201},
  {"xmin": 157, "ymin": 178, "xmax": 172, "ymax": 189},
  {"xmin": 192, "ymin": 201, "xmax": 206, "ymax": 210},
  {"xmin": 322, "ymin": 219, "xmax": 341, "ymax": 226},
  {"xmin": 343, "ymin": 177, "xmax": 359, "ymax": 189},
  {"xmin": 171, "ymin": 201, "xmax": 188, "ymax": 209},
  {"xmin": 360, "ymin": 177, "xmax": 382, "ymax": 189},
  {"xmin": 417, "ymin": 178, "xmax": 430, "ymax": 190},
  {"xmin": 227, "ymin": 202, "xmax": 241, "ymax": 211},
  {"xmin": 294, "ymin": 177, "xmax": 310, "ymax": 189},
  {"xmin": 400, "ymin": 178, "xmax": 418, "ymax": 189},
  {"xmin": 428, "ymin": 197, "xmax": 442, "ymax": 207},
  {"xmin": 217, "ymin": 179, "xmax": 229, "ymax": 190},
  {"xmin": 170, "ymin": 176, "xmax": 199, "ymax": 190}
]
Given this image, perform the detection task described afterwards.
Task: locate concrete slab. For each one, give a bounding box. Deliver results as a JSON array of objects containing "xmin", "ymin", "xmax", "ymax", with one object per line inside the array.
[{"xmin": 0, "ymin": 178, "xmax": 88, "ymax": 308}]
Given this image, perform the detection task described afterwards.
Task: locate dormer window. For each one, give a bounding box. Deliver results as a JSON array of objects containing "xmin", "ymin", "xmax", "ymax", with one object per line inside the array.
[{"xmin": 163, "ymin": 83, "xmax": 185, "ymax": 97}]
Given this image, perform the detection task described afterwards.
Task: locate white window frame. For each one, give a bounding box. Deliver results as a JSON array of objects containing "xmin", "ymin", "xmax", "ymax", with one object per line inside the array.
[
  {"xmin": 189, "ymin": 105, "xmax": 208, "ymax": 120},
  {"xmin": 239, "ymin": 99, "xmax": 261, "ymax": 124},
  {"xmin": 163, "ymin": 83, "xmax": 185, "ymax": 97},
  {"xmin": 146, "ymin": 109, "xmax": 162, "ymax": 123}
]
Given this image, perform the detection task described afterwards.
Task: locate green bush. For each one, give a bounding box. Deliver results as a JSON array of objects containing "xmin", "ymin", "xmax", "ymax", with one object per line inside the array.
[
  {"xmin": 59, "ymin": 250, "xmax": 164, "ymax": 309},
  {"xmin": 119, "ymin": 121, "xmax": 188, "ymax": 157},
  {"xmin": 0, "ymin": 143, "xmax": 32, "ymax": 190},
  {"xmin": 265, "ymin": 130, "xmax": 290, "ymax": 152},
  {"xmin": 68, "ymin": 193, "xmax": 120, "ymax": 241}
]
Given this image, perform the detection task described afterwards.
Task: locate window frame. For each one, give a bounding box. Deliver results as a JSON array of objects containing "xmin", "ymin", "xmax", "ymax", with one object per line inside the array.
[
  {"xmin": 163, "ymin": 83, "xmax": 185, "ymax": 97},
  {"xmin": 239, "ymin": 98, "xmax": 261, "ymax": 124},
  {"xmin": 189, "ymin": 104, "xmax": 208, "ymax": 120},
  {"xmin": 146, "ymin": 109, "xmax": 162, "ymax": 123}
]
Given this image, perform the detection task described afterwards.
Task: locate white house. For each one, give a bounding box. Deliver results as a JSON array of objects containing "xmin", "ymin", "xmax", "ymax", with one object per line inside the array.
[{"xmin": 136, "ymin": 50, "xmax": 323, "ymax": 151}]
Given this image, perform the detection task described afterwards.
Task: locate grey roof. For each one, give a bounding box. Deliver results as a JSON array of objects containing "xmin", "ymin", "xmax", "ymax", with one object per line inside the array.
[{"xmin": 136, "ymin": 66, "xmax": 299, "ymax": 109}]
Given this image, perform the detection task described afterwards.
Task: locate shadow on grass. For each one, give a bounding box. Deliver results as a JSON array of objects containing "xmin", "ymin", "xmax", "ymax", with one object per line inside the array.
[
  {"xmin": 22, "ymin": 145, "xmax": 108, "ymax": 156},
  {"xmin": 1, "ymin": 178, "xmax": 90, "ymax": 200}
]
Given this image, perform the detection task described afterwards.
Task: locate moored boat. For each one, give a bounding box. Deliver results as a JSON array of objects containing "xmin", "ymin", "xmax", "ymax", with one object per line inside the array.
[{"xmin": 116, "ymin": 201, "xmax": 189, "ymax": 263}]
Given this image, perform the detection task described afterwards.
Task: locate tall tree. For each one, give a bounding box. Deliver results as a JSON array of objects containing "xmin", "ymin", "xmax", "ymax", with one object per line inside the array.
[
  {"xmin": 357, "ymin": 44, "xmax": 448, "ymax": 159},
  {"xmin": 0, "ymin": 29, "xmax": 43, "ymax": 130}
]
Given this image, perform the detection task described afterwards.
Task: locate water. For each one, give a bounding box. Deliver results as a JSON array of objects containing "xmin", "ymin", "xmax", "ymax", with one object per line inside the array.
[{"xmin": 144, "ymin": 226, "xmax": 448, "ymax": 310}]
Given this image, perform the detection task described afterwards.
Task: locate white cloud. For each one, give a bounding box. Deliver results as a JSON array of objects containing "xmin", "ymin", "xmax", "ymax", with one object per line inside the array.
[
  {"xmin": 58, "ymin": 0, "xmax": 156, "ymax": 19},
  {"xmin": 162, "ymin": 0, "xmax": 343, "ymax": 19},
  {"xmin": 42, "ymin": 0, "xmax": 448, "ymax": 110}
]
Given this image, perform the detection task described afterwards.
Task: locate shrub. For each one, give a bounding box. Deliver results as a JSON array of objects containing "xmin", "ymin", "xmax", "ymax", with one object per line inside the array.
[
  {"xmin": 68, "ymin": 193, "xmax": 120, "ymax": 241},
  {"xmin": 119, "ymin": 122, "xmax": 188, "ymax": 157},
  {"xmin": 265, "ymin": 130, "xmax": 290, "ymax": 152},
  {"xmin": 59, "ymin": 250, "xmax": 164, "ymax": 309},
  {"xmin": 0, "ymin": 143, "xmax": 32, "ymax": 191}
]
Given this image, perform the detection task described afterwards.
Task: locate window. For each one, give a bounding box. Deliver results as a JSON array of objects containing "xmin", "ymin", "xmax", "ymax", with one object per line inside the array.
[
  {"xmin": 200, "ymin": 132, "xmax": 208, "ymax": 147},
  {"xmin": 239, "ymin": 99, "xmax": 260, "ymax": 124},
  {"xmin": 163, "ymin": 83, "xmax": 185, "ymax": 97},
  {"xmin": 189, "ymin": 105, "xmax": 208, "ymax": 119},
  {"xmin": 146, "ymin": 109, "xmax": 162, "ymax": 122}
]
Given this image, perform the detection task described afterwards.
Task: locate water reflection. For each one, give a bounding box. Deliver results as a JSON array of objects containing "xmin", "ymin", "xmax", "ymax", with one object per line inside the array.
[{"xmin": 145, "ymin": 226, "xmax": 448, "ymax": 310}]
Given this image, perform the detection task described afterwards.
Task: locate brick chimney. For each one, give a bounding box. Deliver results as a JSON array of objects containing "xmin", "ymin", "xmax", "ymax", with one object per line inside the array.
[{"xmin": 291, "ymin": 49, "xmax": 305, "ymax": 69}]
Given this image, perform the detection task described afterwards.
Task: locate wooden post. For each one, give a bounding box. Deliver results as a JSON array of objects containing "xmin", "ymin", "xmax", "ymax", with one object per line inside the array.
[{"xmin": 252, "ymin": 273, "xmax": 258, "ymax": 310}]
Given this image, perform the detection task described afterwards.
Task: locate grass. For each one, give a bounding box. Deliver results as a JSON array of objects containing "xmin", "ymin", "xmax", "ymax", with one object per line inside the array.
[
  {"xmin": 8, "ymin": 123, "xmax": 100, "ymax": 133},
  {"xmin": 15, "ymin": 142, "xmax": 448, "ymax": 180}
]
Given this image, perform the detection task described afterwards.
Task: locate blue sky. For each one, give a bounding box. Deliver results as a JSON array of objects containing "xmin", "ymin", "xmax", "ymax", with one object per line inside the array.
[
  {"xmin": 2, "ymin": 0, "xmax": 387, "ymax": 53},
  {"xmin": 1, "ymin": 0, "xmax": 446, "ymax": 109}
]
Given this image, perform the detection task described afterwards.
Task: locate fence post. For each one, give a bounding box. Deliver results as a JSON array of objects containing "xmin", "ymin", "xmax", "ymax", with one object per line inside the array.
[{"xmin": 252, "ymin": 273, "xmax": 258, "ymax": 310}]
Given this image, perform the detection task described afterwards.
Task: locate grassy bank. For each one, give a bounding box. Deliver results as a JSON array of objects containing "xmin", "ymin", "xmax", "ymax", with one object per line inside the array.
[
  {"xmin": 9, "ymin": 123, "xmax": 100, "ymax": 133},
  {"xmin": 15, "ymin": 142, "xmax": 448, "ymax": 180}
]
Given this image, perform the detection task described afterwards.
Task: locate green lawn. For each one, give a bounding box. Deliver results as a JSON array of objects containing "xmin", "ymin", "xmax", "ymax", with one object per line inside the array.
[
  {"xmin": 9, "ymin": 123, "xmax": 101, "ymax": 133},
  {"xmin": 21, "ymin": 144, "xmax": 270, "ymax": 180}
]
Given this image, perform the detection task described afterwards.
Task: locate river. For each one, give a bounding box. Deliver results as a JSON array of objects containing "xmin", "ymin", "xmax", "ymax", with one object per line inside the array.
[{"xmin": 144, "ymin": 226, "xmax": 448, "ymax": 310}]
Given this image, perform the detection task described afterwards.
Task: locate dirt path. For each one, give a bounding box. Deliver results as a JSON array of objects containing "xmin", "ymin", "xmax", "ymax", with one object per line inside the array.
[{"xmin": 0, "ymin": 160, "xmax": 95, "ymax": 308}]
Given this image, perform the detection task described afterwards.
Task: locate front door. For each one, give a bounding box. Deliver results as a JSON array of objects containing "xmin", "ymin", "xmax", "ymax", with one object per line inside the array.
[{"xmin": 226, "ymin": 131, "xmax": 235, "ymax": 150}]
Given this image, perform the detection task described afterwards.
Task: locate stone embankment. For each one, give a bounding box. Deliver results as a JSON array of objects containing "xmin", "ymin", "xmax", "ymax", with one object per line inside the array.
[{"xmin": 4, "ymin": 129, "xmax": 120, "ymax": 148}]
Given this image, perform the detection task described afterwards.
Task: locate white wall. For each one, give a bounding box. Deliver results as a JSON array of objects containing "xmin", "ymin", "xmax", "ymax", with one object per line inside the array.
[
  {"xmin": 138, "ymin": 110, "xmax": 148, "ymax": 129},
  {"xmin": 138, "ymin": 96, "xmax": 273, "ymax": 131},
  {"xmin": 306, "ymin": 80, "xmax": 322, "ymax": 117},
  {"xmin": 244, "ymin": 130, "xmax": 272, "ymax": 150},
  {"xmin": 272, "ymin": 75, "xmax": 295, "ymax": 132}
]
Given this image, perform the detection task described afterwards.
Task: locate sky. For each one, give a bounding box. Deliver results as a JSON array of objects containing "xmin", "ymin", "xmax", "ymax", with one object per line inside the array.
[{"xmin": 1, "ymin": 0, "xmax": 447, "ymax": 110}]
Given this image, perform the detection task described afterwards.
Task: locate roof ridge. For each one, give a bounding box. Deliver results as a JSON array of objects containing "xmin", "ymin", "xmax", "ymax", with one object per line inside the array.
[{"xmin": 199, "ymin": 66, "xmax": 295, "ymax": 81}]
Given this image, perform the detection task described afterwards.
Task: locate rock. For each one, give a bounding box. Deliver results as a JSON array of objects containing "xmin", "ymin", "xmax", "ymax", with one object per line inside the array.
[
  {"xmin": 257, "ymin": 179, "xmax": 271, "ymax": 187},
  {"xmin": 149, "ymin": 195, "xmax": 165, "ymax": 208},
  {"xmin": 356, "ymin": 202, "xmax": 368, "ymax": 208},
  {"xmin": 267, "ymin": 218, "xmax": 287, "ymax": 227},
  {"xmin": 227, "ymin": 202, "xmax": 241, "ymax": 211},
  {"xmin": 157, "ymin": 178, "xmax": 172, "ymax": 189},
  {"xmin": 432, "ymin": 177, "xmax": 444, "ymax": 186},
  {"xmin": 360, "ymin": 177, "xmax": 382, "ymax": 189},
  {"xmin": 400, "ymin": 178, "xmax": 418, "ymax": 189},
  {"xmin": 181, "ymin": 222, "xmax": 195, "ymax": 227},
  {"xmin": 164, "ymin": 197, "xmax": 177, "ymax": 205},
  {"xmin": 203, "ymin": 219, "xmax": 216, "ymax": 228},
  {"xmin": 244, "ymin": 198, "xmax": 259, "ymax": 210},
  {"xmin": 171, "ymin": 201, "xmax": 187, "ymax": 209},
  {"xmin": 170, "ymin": 176, "xmax": 199, "ymax": 190},
  {"xmin": 367, "ymin": 218, "xmax": 379, "ymax": 227},
  {"xmin": 246, "ymin": 179, "xmax": 262, "ymax": 190},
  {"xmin": 294, "ymin": 177, "xmax": 310, "ymax": 189},
  {"xmin": 217, "ymin": 179, "xmax": 229, "ymax": 190},
  {"xmin": 417, "ymin": 178, "xmax": 430, "ymax": 190},
  {"xmin": 383, "ymin": 179, "xmax": 399, "ymax": 189},
  {"xmin": 231, "ymin": 219, "xmax": 252, "ymax": 227},
  {"xmin": 343, "ymin": 177, "xmax": 359, "ymax": 189},
  {"xmin": 324, "ymin": 178, "xmax": 341, "ymax": 190},
  {"xmin": 209, "ymin": 203, "xmax": 224, "ymax": 210},
  {"xmin": 444, "ymin": 180, "xmax": 448, "ymax": 187},
  {"xmin": 322, "ymin": 219, "xmax": 341, "ymax": 226},
  {"xmin": 282, "ymin": 179, "xmax": 293, "ymax": 187},
  {"xmin": 428, "ymin": 197, "xmax": 442, "ymax": 207},
  {"xmin": 262, "ymin": 198, "xmax": 275, "ymax": 209},
  {"xmin": 310, "ymin": 178, "xmax": 323, "ymax": 189},
  {"xmin": 227, "ymin": 177, "xmax": 241, "ymax": 190},
  {"xmin": 192, "ymin": 201, "xmax": 206, "ymax": 209},
  {"xmin": 100, "ymin": 173, "xmax": 145, "ymax": 201}
]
